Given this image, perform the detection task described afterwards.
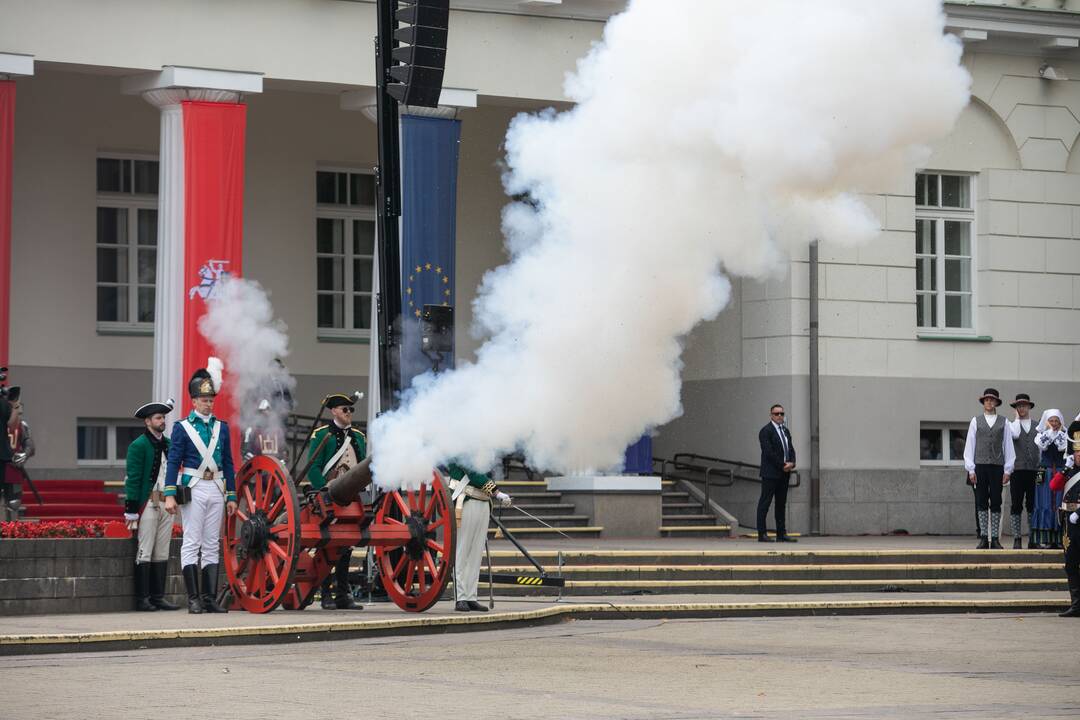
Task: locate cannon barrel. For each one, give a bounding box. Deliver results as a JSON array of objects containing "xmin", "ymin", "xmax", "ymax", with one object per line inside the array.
[{"xmin": 327, "ymin": 456, "xmax": 373, "ymax": 506}]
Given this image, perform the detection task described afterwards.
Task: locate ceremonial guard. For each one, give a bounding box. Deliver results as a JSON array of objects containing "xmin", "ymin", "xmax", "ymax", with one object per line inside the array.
[
  {"xmin": 307, "ymin": 394, "xmax": 366, "ymax": 609},
  {"xmin": 1033, "ymin": 409, "xmax": 1068, "ymax": 549},
  {"xmin": 1049, "ymin": 433, "xmax": 1080, "ymax": 617},
  {"xmin": 164, "ymin": 365, "xmax": 237, "ymax": 614},
  {"xmin": 123, "ymin": 399, "xmax": 179, "ymax": 611},
  {"xmin": 1007, "ymin": 393, "xmax": 1039, "ymax": 549},
  {"xmin": 962, "ymin": 388, "xmax": 1015, "ymax": 549},
  {"xmin": 445, "ymin": 462, "xmax": 511, "ymax": 612}
]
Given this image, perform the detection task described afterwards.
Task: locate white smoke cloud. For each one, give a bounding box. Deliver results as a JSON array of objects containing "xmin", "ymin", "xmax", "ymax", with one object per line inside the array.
[
  {"xmin": 198, "ymin": 277, "xmax": 296, "ymax": 439},
  {"xmin": 371, "ymin": 0, "xmax": 970, "ymax": 489}
]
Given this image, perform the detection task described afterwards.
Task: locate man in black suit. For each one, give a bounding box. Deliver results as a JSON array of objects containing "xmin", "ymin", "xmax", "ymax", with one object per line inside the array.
[{"xmin": 757, "ymin": 404, "xmax": 797, "ymax": 543}]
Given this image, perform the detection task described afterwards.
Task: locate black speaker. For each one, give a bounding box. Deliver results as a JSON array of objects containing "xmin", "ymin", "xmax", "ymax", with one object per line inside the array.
[
  {"xmin": 420, "ymin": 304, "xmax": 454, "ymax": 354},
  {"xmin": 388, "ymin": 0, "xmax": 450, "ymax": 108}
]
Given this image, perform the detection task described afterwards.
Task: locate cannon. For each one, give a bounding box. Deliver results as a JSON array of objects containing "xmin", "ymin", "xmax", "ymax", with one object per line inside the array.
[{"xmin": 222, "ymin": 455, "xmax": 455, "ymax": 613}]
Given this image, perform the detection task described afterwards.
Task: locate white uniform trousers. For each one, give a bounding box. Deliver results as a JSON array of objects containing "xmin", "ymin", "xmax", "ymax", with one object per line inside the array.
[
  {"xmin": 135, "ymin": 502, "xmax": 174, "ymax": 564},
  {"xmin": 454, "ymin": 497, "xmax": 490, "ymax": 602},
  {"xmin": 179, "ymin": 480, "xmax": 224, "ymax": 568}
]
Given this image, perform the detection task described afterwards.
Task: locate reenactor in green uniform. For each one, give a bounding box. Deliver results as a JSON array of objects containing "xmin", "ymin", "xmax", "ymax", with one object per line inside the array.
[
  {"xmin": 123, "ymin": 398, "xmax": 180, "ymax": 612},
  {"xmin": 307, "ymin": 393, "xmax": 366, "ymax": 609},
  {"xmin": 446, "ymin": 463, "xmax": 511, "ymax": 612}
]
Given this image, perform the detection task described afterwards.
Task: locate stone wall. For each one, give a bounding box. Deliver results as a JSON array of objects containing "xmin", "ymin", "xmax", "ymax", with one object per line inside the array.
[{"xmin": 0, "ymin": 538, "xmax": 185, "ymax": 616}]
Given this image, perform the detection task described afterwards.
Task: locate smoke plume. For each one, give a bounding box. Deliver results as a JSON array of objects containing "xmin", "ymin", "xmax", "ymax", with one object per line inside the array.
[
  {"xmin": 371, "ymin": 0, "xmax": 970, "ymax": 489},
  {"xmin": 198, "ymin": 277, "xmax": 296, "ymax": 438}
]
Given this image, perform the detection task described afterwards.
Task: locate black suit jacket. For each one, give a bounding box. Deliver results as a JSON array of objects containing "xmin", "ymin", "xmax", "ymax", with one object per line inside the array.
[{"xmin": 759, "ymin": 423, "xmax": 794, "ymax": 480}]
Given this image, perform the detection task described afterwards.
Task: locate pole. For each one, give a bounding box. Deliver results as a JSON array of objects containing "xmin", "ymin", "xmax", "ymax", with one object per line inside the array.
[
  {"xmin": 375, "ymin": 0, "xmax": 403, "ymax": 413},
  {"xmin": 808, "ymin": 240, "xmax": 821, "ymax": 535}
]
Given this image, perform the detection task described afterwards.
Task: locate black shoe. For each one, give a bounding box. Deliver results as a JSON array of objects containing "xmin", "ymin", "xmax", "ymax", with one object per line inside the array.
[
  {"xmin": 455, "ymin": 601, "xmax": 471, "ymax": 612},
  {"xmin": 320, "ymin": 579, "xmax": 336, "ymax": 609},
  {"xmin": 335, "ymin": 594, "xmax": 360, "ymax": 610},
  {"xmin": 777, "ymin": 536, "xmax": 798, "ymax": 543},
  {"xmin": 1013, "ymin": 538, "xmax": 1023, "ymax": 550},
  {"xmin": 758, "ymin": 536, "xmax": 774, "ymax": 543},
  {"xmin": 200, "ymin": 564, "xmax": 228, "ymax": 613},
  {"xmin": 149, "ymin": 561, "xmax": 180, "ymax": 610},
  {"xmin": 1060, "ymin": 605, "xmax": 1080, "ymax": 617},
  {"xmin": 976, "ymin": 537, "xmax": 989, "ymax": 549},
  {"xmin": 466, "ymin": 601, "xmax": 489, "ymax": 612},
  {"xmin": 134, "ymin": 563, "xmax": 158, "ymax": 612},
  {"xmin": 990, "ymin": 538, "xmax": 1003, "ymax": 550},
  {"xmin": 182, "ymin": 564, "xmax": 203, "ymax": 614}
]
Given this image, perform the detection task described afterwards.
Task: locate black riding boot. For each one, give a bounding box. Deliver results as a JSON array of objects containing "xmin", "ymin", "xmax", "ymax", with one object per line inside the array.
[
  {"xmin": 182, "ymin": 564, "xmax": 203, "ymax": 614},
  {"xmin": 149, "ymin": 561, "xmax": 180, "ymax": 610},
  {"xmin": 320, "ymin": 577, "xmax": 336, "ymax": 609},
  {"xmin": 200, "ymin": 564, "xmax": 228, "ymax": 613},
  {"xmin": 134, "ymin": 563, "xmax": 157, "ymax": 612},
  {"xmin": 1060, "ymin": 574, "xmax": 1080, "ymax": 618},
  {"xmin": 335, "ymin": 550, "xmax": 358, "ymax": 610}
]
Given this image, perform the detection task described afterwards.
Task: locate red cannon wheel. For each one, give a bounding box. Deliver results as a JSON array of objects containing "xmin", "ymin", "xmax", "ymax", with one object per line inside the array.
[
  {"xmin": 374, "ymin": 470, "xmax": 455, "ymax": 612},
  {"xmin": 223, "ymin": 455, "xmax": 301, "ymax": 613}
]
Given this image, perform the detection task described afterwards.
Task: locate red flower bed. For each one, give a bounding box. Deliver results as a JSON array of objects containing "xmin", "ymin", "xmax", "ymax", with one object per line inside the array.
[{"xmin": 1, "ymin": 519, "xmax": 110, "ymax": 538}]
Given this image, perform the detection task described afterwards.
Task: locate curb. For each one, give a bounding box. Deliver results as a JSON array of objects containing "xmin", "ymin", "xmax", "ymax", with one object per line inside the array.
[{"xmin": 0, "ymin": 597, "xmax": 1066, "ymax": 655}]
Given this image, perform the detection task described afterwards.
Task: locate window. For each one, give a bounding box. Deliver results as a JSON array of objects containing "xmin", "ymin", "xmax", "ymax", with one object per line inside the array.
[
  {"xmin": 915, "ymin": 172, "xmax": 975, "ymax": 332},
  {"xmin": 97, "ymin": 155, "xmax": 159, "ymax": 334},
  {"xmin": 316, "ymin": 169, "xmax": 377, "ymax": 340},
  {"xmin": 77, "ymin": 420, "xmax": 145, "ymax": 465},
  {"xmin": 919, "ymin": 423, "xmax": 968, "ymax": 465}
]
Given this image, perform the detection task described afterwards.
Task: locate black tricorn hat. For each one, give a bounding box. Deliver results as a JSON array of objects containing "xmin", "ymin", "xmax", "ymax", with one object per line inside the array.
[
  {"xmin": 5, "ymin": 386, "xmax": 20, "ymax": 403},
  {"xmin": 325, "ymin": 393, "xmax": 356, "ymax": 410},
  {"xmin": 979, "ymin": 388, "xmax": 1002, "ymax": 406},
  {"xmin": 135, "ymin": 398, "xmax": 174, "ymax": 419},
  {"xmin": 188, "ymin": 369, "xmax": 217, "ymax": 398},
  {"xmin": 1009, "ymin": 393, "xmax": 1035, "ymax": 409}
]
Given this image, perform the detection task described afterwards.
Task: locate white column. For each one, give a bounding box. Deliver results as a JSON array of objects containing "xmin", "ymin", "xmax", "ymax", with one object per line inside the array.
[{"xmin": 137, "ymin": 84, "xmax": 246, "ymax": 424}]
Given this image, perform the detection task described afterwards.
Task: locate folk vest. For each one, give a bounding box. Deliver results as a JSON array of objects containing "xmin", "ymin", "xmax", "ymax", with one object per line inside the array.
[
  {"xmin": 1012, "ymin": 420, "xmax": 1040, "ymax": 472},
  {"xmin": 974, "ymin": 416, "xmax": 1005, "ymax": 466}
]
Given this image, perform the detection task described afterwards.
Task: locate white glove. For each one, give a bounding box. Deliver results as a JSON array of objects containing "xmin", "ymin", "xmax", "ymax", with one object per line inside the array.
[
  {"xmin": 124, "ymin": 513, "xmax": 139, "ymax": 531},
  {"xmin": 12, "ymin": 452, "xmax": 26, "ymax": 466},
  {"xmin": 1069, "ymin": 512, "xmax": 1078, "ymax": 525},
  {"xmin": 494, "ymin": 491, "xmax": 512, "ymax": 507}
]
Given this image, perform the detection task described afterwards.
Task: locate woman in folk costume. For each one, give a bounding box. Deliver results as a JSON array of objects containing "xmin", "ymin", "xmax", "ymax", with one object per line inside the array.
[
  {"xmin": 1033, "ymin": 408, "xmax": 1069, "ymax": 549},
  {"xmin": 163, "ymin": 360, "xmax": 238, "ymax": 613}
]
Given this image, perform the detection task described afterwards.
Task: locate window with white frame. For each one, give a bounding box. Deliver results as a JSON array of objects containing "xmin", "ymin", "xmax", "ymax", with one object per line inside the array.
[
  {"xmin": 919, "ymin": 423, "xmax": 969, "ymax": 465},
  {"xmin": 77, "ymin": 419, "xmax": 145, "ymax": 465},
  {"xmin": 315, "ymin": 169, "xmax": 377, "ymax": 339},
  {"xmin": 96, "ymin": 155, "xmax": 159, "ymax": 333},
  {"xmin": 915, "ymin": 172, "xmax": 975, "ymax": 332}
]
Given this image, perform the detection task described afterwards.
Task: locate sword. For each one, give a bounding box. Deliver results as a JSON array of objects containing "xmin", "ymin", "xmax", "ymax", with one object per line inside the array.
[{"xmin": 503, "ymin": 503, "xmax": 574, "ymax": 540}]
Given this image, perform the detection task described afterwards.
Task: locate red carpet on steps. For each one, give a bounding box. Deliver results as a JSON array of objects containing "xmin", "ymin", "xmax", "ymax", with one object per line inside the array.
[{"xmin": 19, "ymin": 478, "xmax": 124, "ymax": 520}]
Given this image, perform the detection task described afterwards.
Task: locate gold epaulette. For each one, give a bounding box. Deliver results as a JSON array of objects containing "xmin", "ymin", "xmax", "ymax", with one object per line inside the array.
[
  {"xmin": 351, "ymin": 428, "xmax": 366, "ymax": 438},
  {"xmin": 313, "ymin": 425, "xmax": 329, "ymax": 434}
]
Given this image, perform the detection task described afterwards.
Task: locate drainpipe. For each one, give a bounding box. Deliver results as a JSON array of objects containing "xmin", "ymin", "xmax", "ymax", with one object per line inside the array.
[{"xmin": 808, "ymin": 240, "xmax": 821, "ymax": 535}]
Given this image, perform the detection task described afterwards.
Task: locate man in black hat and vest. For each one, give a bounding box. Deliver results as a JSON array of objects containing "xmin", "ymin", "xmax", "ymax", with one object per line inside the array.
[
  {"xmin": 307, "ymin": 393, "xmax": 366, "ymax": 609},
  {"xmin": 1007, "ymin": 393, "xmax": 1040, "ymax": 550},
  {"xmin": 123, "ymin": 398, "xmax": 180, "ymax": 611},
  {"xmin": 963, "ymin": 388, "xmax": 1015, "ymax": 549},
  {"xmin": 164, "ymin": 363, "xmax": 237, "ymax": 613},
  {"xmin": 1049, "ymin": 437, "xmax": 1080, "ymax": 617}
]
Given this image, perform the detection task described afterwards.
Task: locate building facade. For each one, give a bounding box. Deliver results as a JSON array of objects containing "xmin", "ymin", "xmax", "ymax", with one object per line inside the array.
[{"xmin": 1, "ymin": 1, "xmax": 1078, "ymax": 535}]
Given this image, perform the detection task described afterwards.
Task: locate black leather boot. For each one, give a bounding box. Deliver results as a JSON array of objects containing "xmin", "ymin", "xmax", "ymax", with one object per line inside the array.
[
  {"xmin": 134, "ymin": 563, "xmax": 157, "ymax": 612},
  {"xmin": 975, "ymin": 536, "xmax": 989, "ymax": 549},
  {"xmin": 334, "ymin": 550, "xmax": 358, "ymax": 609},
  {"xmin": 149, "ymin": 561, "xmax": 180, "ymax": 610},
  {"xmin": 1060, "ymin": 575, "xmax": 1080, "ymax": 618},
  {"xmin": 320, "ymin": 577, "xmax": 336, "ymax": 609},
  {"xmin": 200, "ymin": 564, "xmax": 228, "ymax": 613},
  {"xmin": 182, "ymin": 564, "xmax": 203, "ymax": 614}
]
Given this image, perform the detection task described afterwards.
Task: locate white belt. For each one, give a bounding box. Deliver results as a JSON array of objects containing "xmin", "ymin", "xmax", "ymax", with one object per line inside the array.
[{"xmin": 181, "ymin": 467, "xmax": 225, "ymax": 494}]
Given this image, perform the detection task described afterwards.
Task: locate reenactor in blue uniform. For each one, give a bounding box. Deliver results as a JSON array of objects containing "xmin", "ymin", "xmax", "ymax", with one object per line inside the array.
[
  {"xmin": 164, "ymin": 366, "xmax": 237, "ymax": 614},
  {"xmin": 1050, "ymin": 434, "xmax": 1080, "ymax": 617},
  {"xmin": 307, "ymin": 393, "xmax": 366, "ymax": 609}
]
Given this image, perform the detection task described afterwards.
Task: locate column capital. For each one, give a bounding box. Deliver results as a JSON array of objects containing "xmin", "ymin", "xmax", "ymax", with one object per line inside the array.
[
  {"xmin": 341, "ymin": 87, "xmax": 477, "ymax": 122},
  {"xmin": 122, "ymin": 66, "xmax": 263, "ymax": 101},
  {"xmin": 0, "ymin": 53, "xmax": 34, "ymax": 80}
]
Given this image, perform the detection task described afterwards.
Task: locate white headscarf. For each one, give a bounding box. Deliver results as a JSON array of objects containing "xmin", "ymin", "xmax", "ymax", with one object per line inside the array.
[{"xmin": 1037, "ymin": 408, "xmax": 1065, "ymax": 433}]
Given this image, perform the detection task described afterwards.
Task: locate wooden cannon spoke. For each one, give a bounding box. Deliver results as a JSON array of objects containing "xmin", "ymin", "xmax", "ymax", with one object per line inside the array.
[
  {"xmin": 265, "ymin": 555, "xmax": 281, "ymax": 585},
  {"xmin": 417, "ymin": 560, "xmax": 428, "ymax": 594},
  {"xmin": 392, "ymin": 491, "xmax": 411, "ymax": 518},
  {"xmin": 254, "ymin": 471, "xmax": 265, "ymax": 509},
  {"xmin": 265, "ymin": 495, "xmax": 285, "ymax": 519},
  {"xmin": 423, "ymin": 550, "xmax": 438, "ymax": 580},
  {"xmin": 425, "ymin": 539, "xmax": 444, "ymax": 555},
  {"xmin": 242, "ymin": 485, "xmax": 257, "ymax": 513},
  {"xmin": 267, "ymin": 539, "xmax": 290, "ymax": 561}
]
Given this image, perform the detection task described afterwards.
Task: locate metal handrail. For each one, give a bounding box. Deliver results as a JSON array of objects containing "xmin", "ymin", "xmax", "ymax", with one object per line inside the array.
[{"xmin": 670, "ymin": 452, "xmax": 801, "ymax": 489}]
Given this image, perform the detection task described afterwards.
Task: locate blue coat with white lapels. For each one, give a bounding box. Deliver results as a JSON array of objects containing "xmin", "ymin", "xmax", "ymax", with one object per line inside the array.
[{"xmin": 164, "ymin": 411, "xmax": 237, "ymax": 503}]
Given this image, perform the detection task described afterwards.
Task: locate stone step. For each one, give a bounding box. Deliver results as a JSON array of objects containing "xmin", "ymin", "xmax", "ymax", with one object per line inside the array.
[
  {"xmin": 490, "ymin": 514, "xmax": 593, "ymax": 528},
  {"xmin": 661, "ymin": 514, "xmax": 717, "ymax": 524},
  {"xmin": 485, "ymin": 549, "xmax": 1065, "ymax": 567},
  {"xmin": 662, "ymin": 491, "xmax": 691, "ymax": 500},
  {"xmin": 662, "ymin": 502, "xmax": 706, "ymax": 511},
  {"xmin": 500, "ymin": 503, "xmax": 577, "ymax": 515},
  {"xmin": 509, "ymin": 492, "xmax": 563, "ymax": 501},
  {"xmin": 488, "ymin": 526, "xmax": 603, "ymax": 539},
  {"xmin": 660, "ymin": 525, "xmax": 733, "ymax": 536}
]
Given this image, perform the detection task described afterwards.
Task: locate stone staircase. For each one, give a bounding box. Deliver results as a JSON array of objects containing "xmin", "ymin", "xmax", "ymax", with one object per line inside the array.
[
  {"xmin": 487, "ymin": 481, "xmax": 602, "ymax": 539},
  {"xmin": 478, "ymin": 548, "xmax": 1068, "ymax": 596},
  {"xmin": 660, "ymin": 481, "xmax": 732, "ymax": 537}
]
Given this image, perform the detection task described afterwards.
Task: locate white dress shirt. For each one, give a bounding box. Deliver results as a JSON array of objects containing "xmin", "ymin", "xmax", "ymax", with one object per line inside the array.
[{"xmin": 963, "ymin": 413, "xmax": 1016, "ymax": 475}]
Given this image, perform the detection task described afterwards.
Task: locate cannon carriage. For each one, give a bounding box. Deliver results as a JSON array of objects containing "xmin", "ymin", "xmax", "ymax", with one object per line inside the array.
[{"xmin": 222, "ymin": 454, "xmax": 455, "ymax": 614}]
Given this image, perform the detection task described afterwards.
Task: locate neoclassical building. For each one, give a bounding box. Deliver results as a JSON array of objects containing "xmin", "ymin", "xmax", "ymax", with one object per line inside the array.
[{"xmin": 1, "ymin": 0, "xmax": 1078, "ymax": 534}]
